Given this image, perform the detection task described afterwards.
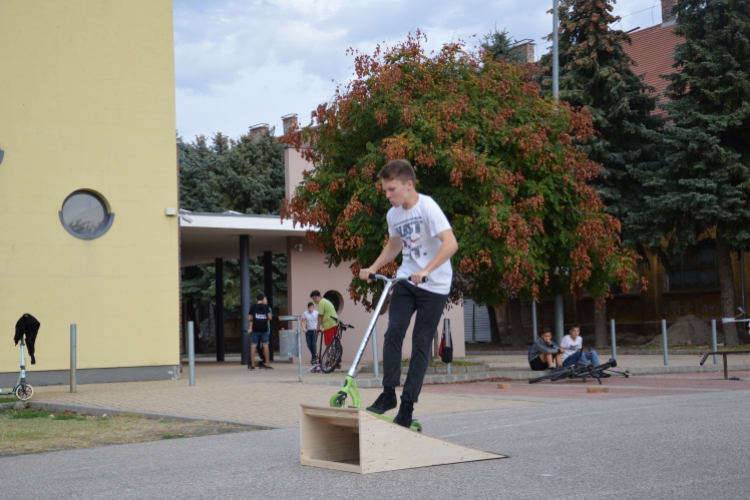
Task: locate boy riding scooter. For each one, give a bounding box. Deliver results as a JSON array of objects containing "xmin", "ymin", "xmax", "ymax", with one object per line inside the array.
[{"xmin": 359, "ymin": 159, "xmax": 458, "ymax": 428}]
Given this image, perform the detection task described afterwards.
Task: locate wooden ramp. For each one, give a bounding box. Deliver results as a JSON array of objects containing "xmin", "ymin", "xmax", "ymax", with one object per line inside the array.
[{"xmin": 300, "ymin": 404, "xmax": 505, "ymax": 474}]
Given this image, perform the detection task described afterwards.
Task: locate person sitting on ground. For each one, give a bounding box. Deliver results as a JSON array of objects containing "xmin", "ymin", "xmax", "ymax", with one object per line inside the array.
[
  {"xmin": 248, "ymin": 292, "xmax": 273, "ymax": 370},
  {"xmin": 301, "ymin": 301, "xmax": 319, "ymax": 365},
  {"xmin": 560, "ymin": 324, "xmax": 609, "ymax": 377},
  {"xmin": 528, "ymin": 327, "xmax": 564, "ymax": 371}
]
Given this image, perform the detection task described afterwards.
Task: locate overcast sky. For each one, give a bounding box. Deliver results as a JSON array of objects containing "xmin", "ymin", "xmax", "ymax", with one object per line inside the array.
[{"xmin": 174, "ymin": 0, "xmax": 664, "ymax": 142}]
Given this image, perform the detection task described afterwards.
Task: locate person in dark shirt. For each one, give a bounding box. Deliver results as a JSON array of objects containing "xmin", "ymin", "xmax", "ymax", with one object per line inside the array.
[
  {"xmin": 528, "ymin": 327, "xmax": 564, "ymax": 371},
  {"xmin": 248, "ymin": 292, "xmax": 273, "ymax": 370}
]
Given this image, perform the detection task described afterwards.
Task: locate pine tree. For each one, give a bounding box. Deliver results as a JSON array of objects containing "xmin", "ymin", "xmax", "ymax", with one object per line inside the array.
[
  {"xmin": 482, "ymin": 28, "xmax": 527, "ymax": 64},
  {"xmin": 542, "ymin": 0, "xmax": 664, "ymax": 246},
  {"xmin": 636, "ymin": 0, "xmax": 750, "ymax": 346},
  {"xmin": 539, "ymin": 0, "xmax": 663, "ymax": 347}
]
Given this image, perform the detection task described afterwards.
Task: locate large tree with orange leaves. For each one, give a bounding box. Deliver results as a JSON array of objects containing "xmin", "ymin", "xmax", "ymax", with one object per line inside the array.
[{"xmin": 281, "ymin": 32, "xmax": 639, "ymax": 313}]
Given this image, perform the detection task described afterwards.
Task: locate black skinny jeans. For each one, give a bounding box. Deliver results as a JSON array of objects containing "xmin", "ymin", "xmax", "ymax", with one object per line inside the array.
[{"xmin": 382, "ymin": 281, "xmax": 448, "ymax": 403}]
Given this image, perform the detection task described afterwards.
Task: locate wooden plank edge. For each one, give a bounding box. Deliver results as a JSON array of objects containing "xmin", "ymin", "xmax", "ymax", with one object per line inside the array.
[{"xmin": 301, "ymin": 458, "xmax": 361, "ymax": 474}]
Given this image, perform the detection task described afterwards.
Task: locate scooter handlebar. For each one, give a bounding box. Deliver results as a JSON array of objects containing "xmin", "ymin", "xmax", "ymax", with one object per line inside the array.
[{"xmin": 367, "ymin": 273, "xmax": 428, "ymax": 284}]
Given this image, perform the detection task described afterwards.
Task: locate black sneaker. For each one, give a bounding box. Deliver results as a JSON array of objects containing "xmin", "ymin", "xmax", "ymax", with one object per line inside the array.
[
  {"xmin": 248, "ymin": 365, "xmax": 255, "ymax": 370},
  {"xmin": 393, "ymin": 402, "xmax": 414, "ymax": 428},
  {"xmin": 365, "ymin": 392, "xmax": 397, "ymax": 414},
  {"xmin": 259, "ymin": 361, "xmax": 274, "ymax": 370},
  {"xmin": 599, "ymin": 372, "xmax": 611, "ymax": 378}
]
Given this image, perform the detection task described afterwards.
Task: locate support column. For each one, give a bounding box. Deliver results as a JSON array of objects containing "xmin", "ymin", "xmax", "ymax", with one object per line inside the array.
[
  {"xmin": 554, "ymin": 294, "xmax": 564, "ymax": 345},
  {"xmin": 240, "ymin": 235, "xmax": 251, "ymax": 366},
  {"xmin": 215, "ymin": 258, "xmax": 225, "ymax": 362},
  {"xmin": 264, "ymin": 250, "xmax": 274, "ymax": 361}
]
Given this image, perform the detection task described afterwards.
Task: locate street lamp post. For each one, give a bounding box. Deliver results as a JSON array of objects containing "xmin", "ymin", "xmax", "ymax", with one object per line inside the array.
[
  {"xmin": 553, "ymin": 0, "xmax": 559, "ymax": 98},
  {"xmin": 552, "ymin": 0, "xmax": 564, "ymax": 344}
]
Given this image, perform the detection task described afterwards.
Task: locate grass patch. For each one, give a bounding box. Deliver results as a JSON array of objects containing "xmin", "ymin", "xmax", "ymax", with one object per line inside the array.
[
  {"xmin": 161, "ymin": 434, "xmax": 188, "ymax": 440},
  {"xmin": 0, "ymin": 408, "xmax": 261, "ymax": 457},
  {"xmin": 0, "ymin": 397, "xmax": 18, "ymax": 404}
]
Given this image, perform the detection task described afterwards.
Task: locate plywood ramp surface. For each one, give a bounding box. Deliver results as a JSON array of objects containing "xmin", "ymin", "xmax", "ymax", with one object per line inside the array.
[{"xmin": 300, "ymin": 404, "xmax": 505, "ymax": 474}]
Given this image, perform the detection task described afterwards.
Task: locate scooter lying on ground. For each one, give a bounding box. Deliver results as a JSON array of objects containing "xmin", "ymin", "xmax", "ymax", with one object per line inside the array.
[
  {"xmin": 1, "ymin": 340, "xmax": 34, "ymax": 401},
  {"xmin": 529, "ymin": 353, "xmax": 630, "ymax": 385},
  {"xmin": 328, "ymin": 273, "xmax": 424, "ymax": 432}
]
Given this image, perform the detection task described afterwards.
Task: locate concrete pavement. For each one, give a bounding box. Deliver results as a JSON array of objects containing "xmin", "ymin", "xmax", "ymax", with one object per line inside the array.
[{"xmin": 1, "ymin": 389, "xmax": 748, "ymax": 499}]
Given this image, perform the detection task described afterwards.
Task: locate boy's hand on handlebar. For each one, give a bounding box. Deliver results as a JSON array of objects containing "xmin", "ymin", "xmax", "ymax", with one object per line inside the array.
[
  {"xmin": 359, "ymin": 267, "xmax": 375, "ymax": 283},
  {"xmin": 411, "ymin": 270, "xmax": 429, "ymax": 285}
]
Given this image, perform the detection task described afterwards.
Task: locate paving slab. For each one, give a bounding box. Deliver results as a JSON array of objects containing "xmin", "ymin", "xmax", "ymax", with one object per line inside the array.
[{"xmin": 29, "ymin": 362, "xmax": 533, "ymax": 427}]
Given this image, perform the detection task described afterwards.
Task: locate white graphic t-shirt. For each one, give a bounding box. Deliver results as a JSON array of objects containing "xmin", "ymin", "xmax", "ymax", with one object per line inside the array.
[
  {"xmin": 302, "ymin": 310, "xmax": 318, "ymax": 331},
  {"xmin": 387, "ymin": 193, "xmax": 453, "ymax": 295},
  {"xmin": 560, "ymin": 334, "xmax": 583, "ymax": 362}
]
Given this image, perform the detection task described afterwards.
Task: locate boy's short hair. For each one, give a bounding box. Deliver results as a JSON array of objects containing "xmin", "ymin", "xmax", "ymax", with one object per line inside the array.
[
  {"xmin": 570, "ymin": 324, "xmax": 580, "ymax": 330},
  {"xmin": 256, "ymin": 292, "xmax": 265, "ymax": 301},
  {"xmin": 378, "ymin": 159, "xmax": 416, "ymax": 184},
  {"xmin": 541, "ymin": 327, "xmax": 552, "ymax": 334},
  {"xmin": 307, "ymin": 301, "xmax": 314, "ymax": 308},
  {"xmin": 310, "ymin": 290, "xmax": 321, "ymax": 298}
]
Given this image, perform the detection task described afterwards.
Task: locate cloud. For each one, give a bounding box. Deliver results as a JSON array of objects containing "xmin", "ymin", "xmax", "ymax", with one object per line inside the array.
[{"xmin": 174, "ymin": 0, "xmax": 661, "ymax": 141}]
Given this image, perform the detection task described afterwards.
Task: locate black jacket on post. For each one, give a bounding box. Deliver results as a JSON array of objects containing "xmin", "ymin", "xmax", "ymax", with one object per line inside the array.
[{"xmin": 14, "ymin": 313, "xmax": 40, "ymax": 365}]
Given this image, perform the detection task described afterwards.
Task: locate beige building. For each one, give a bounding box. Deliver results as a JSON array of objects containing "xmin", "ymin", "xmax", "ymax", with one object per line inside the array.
[{"xmin": 0, "ymin": 1, "xmax": 180, "ymax": 385}]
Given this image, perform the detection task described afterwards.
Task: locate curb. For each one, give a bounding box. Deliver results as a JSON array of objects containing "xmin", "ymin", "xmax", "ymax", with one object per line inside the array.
[
  {"xmin": 310, "ymin": 363, "xmax": 750, "ymax": 385},
  {"xmin": 468, "ymin": 350, "xmax": 749, "ymax": 356},
  {"xmin": 5, "ymin": 400, "xmax": 281, "ymax": 429}
]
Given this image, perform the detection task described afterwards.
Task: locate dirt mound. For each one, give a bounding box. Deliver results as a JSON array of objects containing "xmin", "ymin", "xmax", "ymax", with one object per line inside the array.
[{"xmin": 645, "ymin": 315, "xmax": 718, "ymax": 346}]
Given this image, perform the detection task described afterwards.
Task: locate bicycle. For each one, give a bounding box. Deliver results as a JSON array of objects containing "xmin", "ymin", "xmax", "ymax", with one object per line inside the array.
[
  {"xmin": 320, "ymin": 320, "xmax": 353, "ymax": 374},
  {"xmin": 529, "ymin": 355, "xmax": 630, "ymax": 385}
]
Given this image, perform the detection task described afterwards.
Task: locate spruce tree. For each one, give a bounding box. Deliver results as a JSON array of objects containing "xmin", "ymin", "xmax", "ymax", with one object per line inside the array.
[
  {"xmin": 636, "ymin": 0, "xmax": 750, "ymax": 346},
  {"xmin": 539, "ymin": 0, "xmax": 663, "ymax": 347},
  {"xmin": 482, "ymin": 28, "xmax": 527, "ymax": 64}
]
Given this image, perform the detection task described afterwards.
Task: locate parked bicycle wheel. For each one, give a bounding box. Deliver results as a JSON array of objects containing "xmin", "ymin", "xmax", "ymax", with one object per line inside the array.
[
  {"xmin": 528, "ymin": 365, "xmax": 576, "ymax": 384},
  {"xmin": 321, "ymin": 340, "xmax": 342, "ymax": 373}
]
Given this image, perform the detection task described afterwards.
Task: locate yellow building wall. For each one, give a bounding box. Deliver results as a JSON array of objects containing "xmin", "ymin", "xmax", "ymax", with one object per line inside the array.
[{"xmin": 0, "ymin": 1, "xmax": 179, "ymax": 373}]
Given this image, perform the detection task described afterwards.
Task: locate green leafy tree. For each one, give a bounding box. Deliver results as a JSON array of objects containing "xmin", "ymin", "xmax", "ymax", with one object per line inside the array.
[
  {"xmin": 538, "ymin": 0, "xmax": 663, "ymax": 347},
  {"xmin": 179, "ymin": 130, "xmax": 285, "ymax": 214},
  {"xmin": 634, "ymin": 0, "xmax": 750, "ymax": 346},
  {"xmin": 179, "ymin": 129, "xmax": 288, "ymax": 320},
  {"xmin": 281, "ymin": 32, "xmax": 639, "ymax": 347}
]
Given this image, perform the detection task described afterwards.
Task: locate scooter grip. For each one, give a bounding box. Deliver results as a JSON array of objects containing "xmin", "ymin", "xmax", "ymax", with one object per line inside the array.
[
  {"xmin": 408, "ymin": 276, "xmax": 428, "ymax": 283},
  {"xmin": 368, "ymin": 273, "xmax": 377, "ymax": 280}
]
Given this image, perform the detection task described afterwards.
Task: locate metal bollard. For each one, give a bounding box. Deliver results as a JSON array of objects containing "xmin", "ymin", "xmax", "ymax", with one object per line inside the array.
[
  {"xmin": 610, "ymin": 319, "xmax": 617, "ymax": 360},
  {"xmin": 188, "ymin": 321, "xmax": 195, "ymax": 386},
  {"xmin": 661, "ymin": 319, "xmax": 669, "ymax": 366},
  {"xmin": 297, "ymin": 324, "xmax": 303, "ymax": 382},
  {"xmin": 444, "ymin": 318, "xmax": 452, "ymax": 375},
  {"xmin": 532, "ymin": 301, "xmax": 538, "ymax": 342},
  {"xmin": 711, "ymin": 319, "xmax": 718, "ymax": 365},
  {"xmin": 372, "ymin": 325, "xmax": 380, "ymax": 379},
  {"xmin": 70, "ymin": 324, "xmax": 77, "ymax": 393}
]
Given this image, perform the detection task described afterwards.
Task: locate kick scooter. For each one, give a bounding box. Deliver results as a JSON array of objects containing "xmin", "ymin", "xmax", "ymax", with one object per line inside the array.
[
  {"xmin": 329, "ymin": 273, "xmax": 424, "ymax": 432},
  {"xmin": 1, "ymin": 340, "xmax": 34, "ymax": 401}
]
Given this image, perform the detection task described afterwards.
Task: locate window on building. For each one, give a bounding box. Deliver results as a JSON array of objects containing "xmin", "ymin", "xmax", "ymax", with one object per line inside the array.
[
  {"xmin": 666, "ymin": 244, "xmax": 718, "ymax": 292},
  {"xmin": 59, "ymin": 190, "xmax": 114, "ymax": 240}
]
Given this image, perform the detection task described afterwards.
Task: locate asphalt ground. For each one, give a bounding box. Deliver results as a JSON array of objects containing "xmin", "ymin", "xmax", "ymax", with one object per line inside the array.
[{"xmin": 1, "ymin": 375, "xmax": 749, "ymax": 499}]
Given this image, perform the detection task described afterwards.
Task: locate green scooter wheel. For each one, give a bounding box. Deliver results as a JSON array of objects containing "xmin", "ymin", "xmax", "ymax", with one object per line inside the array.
[
  {"xmin": 330, "ymin": 391, "xmax": 347, "ymax": 408},
  {"xmin": 410, "ymin": 421, "xmax": 423, "ymax": 433}
]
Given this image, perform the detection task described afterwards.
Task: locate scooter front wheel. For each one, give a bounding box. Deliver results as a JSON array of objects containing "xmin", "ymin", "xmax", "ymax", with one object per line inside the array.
[
  {"xmin": 15, "ymin": 384, "xmax": 33, "ymax": 401},
  {"xmin": 410, "ymin": 421, "xmax": 423, "ymax": 433},
  {"xmin": 330, "ymin": 391, "xmax": 347, "ymax": 408}
]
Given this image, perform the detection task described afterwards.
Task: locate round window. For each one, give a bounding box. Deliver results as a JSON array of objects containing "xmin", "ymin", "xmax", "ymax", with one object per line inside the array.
[
  {"xmin": 324, "ymin": 290, "xmax": 344, "ymax": 314},
  {"xmin": 59, "ymin": 191, "xmax": 114, "ymax": 240}
]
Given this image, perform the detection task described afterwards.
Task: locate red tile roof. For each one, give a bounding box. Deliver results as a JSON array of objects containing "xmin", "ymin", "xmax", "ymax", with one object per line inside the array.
[{"xmin": 622, "ymin": 22, "xmax": 683, "ymax": 103}]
